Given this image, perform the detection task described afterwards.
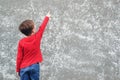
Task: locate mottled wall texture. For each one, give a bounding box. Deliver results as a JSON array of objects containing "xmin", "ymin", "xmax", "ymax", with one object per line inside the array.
[{"xmin": 0, "ymin": 0, "xmax": 120, "ymax": 80}]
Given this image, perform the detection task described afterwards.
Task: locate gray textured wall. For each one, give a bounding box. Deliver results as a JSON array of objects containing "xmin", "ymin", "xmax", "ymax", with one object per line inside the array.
[{"xmin": 0, "ymin": 0, "xmax": 120, "ymax": 80}]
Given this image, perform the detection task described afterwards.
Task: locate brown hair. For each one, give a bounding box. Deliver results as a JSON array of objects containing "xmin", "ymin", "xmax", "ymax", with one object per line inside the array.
[{"xmin": 19, "ymin": 20, "xmax": 34, "ymax": 36}]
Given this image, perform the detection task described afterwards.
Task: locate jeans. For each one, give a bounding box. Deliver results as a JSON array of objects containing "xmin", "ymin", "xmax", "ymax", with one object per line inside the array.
[{"xmin": 20, "ymin": 63, "xmax": 40, "ymax": 80}]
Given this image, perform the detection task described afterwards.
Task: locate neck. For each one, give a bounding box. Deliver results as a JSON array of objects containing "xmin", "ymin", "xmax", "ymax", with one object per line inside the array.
[
  {"xmin": 31, "ymin": 32, "xmax": 34, "ymax": 35},
  {"xmin": 27, "ymin": 32, "xmax": 34, "ymax": 37}
]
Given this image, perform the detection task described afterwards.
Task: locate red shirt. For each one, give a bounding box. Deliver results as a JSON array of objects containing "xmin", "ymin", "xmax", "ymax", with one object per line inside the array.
[{"xmin": 16, "ymin": 16, "xmax": 49, "ymax": 72}]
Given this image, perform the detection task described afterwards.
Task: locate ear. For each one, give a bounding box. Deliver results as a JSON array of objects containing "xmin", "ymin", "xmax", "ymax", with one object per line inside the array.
[{"xmin": 32, "ymin": 27, "xmax": 36, "ymax": 33}]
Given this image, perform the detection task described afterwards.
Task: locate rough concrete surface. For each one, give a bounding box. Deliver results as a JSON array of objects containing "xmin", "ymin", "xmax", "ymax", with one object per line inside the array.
[{"xmin": 0, "ymin": 0, "xmax": 120, "ymax": 80}]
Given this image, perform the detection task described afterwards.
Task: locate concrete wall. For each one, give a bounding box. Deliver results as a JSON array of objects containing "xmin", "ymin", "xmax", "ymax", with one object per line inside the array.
[{"xmin": 0, "ymin": 0, "xmax": 120, "ymax": 80}]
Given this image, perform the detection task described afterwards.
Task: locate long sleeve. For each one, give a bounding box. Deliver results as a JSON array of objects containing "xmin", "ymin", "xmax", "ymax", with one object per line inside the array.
[
  {"xmin": 16, "ymin": 42, "xmax": 23, "ymax": 72},
  {"xmin": 35, "ymin": 16, "xmax": 49, "ymax": 43}
]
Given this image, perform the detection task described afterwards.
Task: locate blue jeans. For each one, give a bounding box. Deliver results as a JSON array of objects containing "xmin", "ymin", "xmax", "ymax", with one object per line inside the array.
[{"xmin": 20, "ymin": 63, "xmax": 40, "ymax": 80}]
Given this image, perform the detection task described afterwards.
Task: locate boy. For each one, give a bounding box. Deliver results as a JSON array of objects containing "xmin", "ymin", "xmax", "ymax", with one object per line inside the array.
[{"xmin": 16, "ymin": 11, "xmax": 51, "ymax": 80}]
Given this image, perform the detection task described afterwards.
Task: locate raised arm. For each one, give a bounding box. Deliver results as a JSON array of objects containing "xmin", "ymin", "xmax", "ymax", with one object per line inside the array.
[
  {"xmin": 35, "ymin": 11, "xmax": 51, "ymax": 41},
  {"xmin": 38, "ymin": 16, "xmax": 49, "ymax": 35}
]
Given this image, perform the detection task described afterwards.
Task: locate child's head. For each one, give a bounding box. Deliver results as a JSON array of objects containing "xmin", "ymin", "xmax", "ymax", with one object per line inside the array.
[{"xmin": 19, "ymin": 20, "xmax": 35, "ymax": 36}]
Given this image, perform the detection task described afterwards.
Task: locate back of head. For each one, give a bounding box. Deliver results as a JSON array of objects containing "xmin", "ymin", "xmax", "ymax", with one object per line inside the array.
[{"xmin": 19, "ymin": 20, "xmax": 34, "ymax": 36}]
